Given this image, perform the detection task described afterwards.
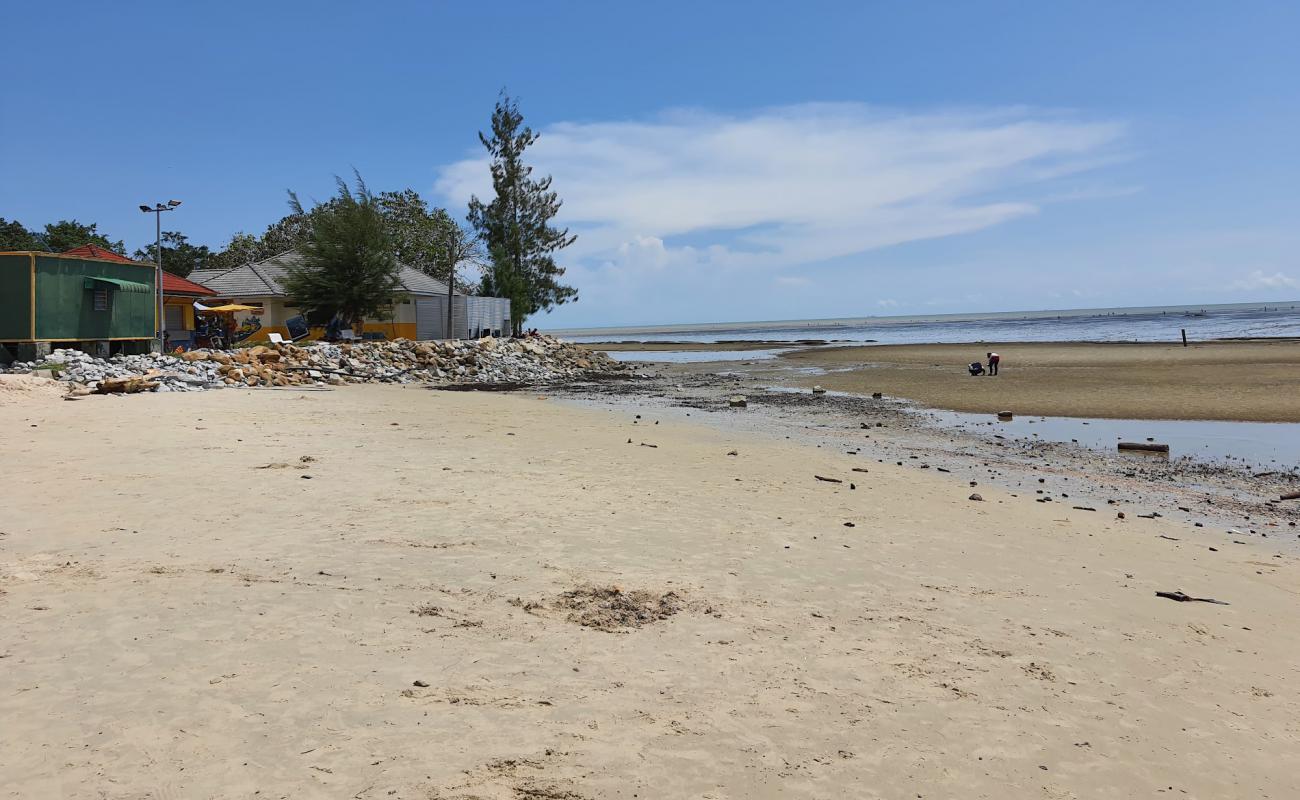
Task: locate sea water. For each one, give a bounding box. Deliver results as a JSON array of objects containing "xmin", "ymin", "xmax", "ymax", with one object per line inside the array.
[{"xmin": 555, "ymin": 301, "xmax": 1300, "ymax": 345}]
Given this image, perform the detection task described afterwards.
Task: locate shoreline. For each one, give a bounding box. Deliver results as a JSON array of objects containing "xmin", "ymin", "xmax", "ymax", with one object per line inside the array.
[
  {"xmin": 549, "ymin": 368, "xmax": 1300, "ymax": 547},
  {"xmin": 587, "ymin": 339, "xmax": 1300, "ymax": 423}
]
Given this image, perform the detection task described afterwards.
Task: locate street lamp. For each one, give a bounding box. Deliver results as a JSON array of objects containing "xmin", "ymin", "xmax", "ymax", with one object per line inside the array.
[{"xmin": 139, "ymin": 200, "xmax": 181, "ymax": 351}]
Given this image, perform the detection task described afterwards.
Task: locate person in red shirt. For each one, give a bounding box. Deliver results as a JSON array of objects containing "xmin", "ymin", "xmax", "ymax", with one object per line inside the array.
[{"xmin": 986, "ymin": 351, "xmax": 1001, "ymax": 376}]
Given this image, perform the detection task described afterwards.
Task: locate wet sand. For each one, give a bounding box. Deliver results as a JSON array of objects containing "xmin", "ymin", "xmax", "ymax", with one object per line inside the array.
[
  {"xmin": 3, "ymin": 384, "xmax": 1299, "ymax": 798},
  {"xmin": 775, "ymin": 340, "xmax": 1300, "ymax": 422}
]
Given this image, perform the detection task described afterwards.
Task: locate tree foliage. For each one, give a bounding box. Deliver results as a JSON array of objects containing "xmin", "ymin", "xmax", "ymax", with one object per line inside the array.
[
  {"xmin": 205, "ymin": 187, "xmax": 471, "ymax": 290},
  {"xmin": 39, "ymin": 219, "xmax": 125, "ymax": 254},
  {"xmin": 468, "ymin": 92, "xmax": 577, "ymax": 333},
  {"xmin": 206, "ymin": 207, "xmax": 314, "ymax": 271},
  {"xmin": 281, "ymin": 174, "xmax": 403, "ymax": 326},
  {"xmin": 133, "ymin": 231, "xmax": 213, "ymax": 277},
  {"xmin": 0, "ymin": 218, "xmax": 42, "ymax": 250},
  {"xmin": 0, "ymin": 217, "xmax": 126, "ymax": 254}
]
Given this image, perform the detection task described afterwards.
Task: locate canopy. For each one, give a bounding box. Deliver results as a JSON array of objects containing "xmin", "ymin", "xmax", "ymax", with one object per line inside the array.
[
  {"xmin": 200, "ymin": 304, "xmax": 261, "ymax": 313},
  {"xmin": 84, "ymin": 276, "xmax": 151, "ymax": 293}
]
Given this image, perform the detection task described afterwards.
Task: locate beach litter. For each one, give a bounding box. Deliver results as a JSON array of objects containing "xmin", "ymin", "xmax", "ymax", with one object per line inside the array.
[
  {"xmin": 1155, "ymin": 590, "xmax": 1230, "ymax": 606},
  {"xmin": 1119, "ymin": 441, "xmax": 1170, "ymax": 453}
]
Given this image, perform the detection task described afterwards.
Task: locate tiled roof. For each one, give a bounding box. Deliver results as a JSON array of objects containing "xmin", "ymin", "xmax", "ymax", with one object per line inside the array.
[
  {"xmin": 188, "ymin": 263, "xmax": 280, "ymax": 297},
  {"xmin": 190, "ymin": 250, "xmax": 452, "ymax": 298},
  {"xmin": 61, "ymin": 244, "xmax": 138, "ymax": 263},
  {"xmin": 162, "ymin": 272, "xmax": 217, "ymax": 296}
]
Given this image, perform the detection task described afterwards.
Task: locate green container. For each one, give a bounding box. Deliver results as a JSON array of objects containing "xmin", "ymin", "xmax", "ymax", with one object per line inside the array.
[{"xmin": 0, "ymin": 252, "xmax": 157, "ymax": 342}]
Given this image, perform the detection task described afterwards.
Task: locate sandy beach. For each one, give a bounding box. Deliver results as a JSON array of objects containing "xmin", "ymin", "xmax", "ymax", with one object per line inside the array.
[
  {"xmin": 3, "ymin": 382, "xmax": 1298, "ymax": 799},
  {"xmin": 767, "ymin": 340, "xmax": 1300, "ymax": 422}
]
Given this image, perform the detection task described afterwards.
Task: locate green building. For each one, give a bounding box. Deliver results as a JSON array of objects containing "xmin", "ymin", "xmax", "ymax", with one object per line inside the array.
[{"xmin": 0, "ymin": 251, "xmax": 158, "ymax": 361}]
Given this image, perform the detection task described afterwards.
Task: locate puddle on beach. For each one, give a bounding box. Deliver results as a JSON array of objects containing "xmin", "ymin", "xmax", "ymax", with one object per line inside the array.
[
  {"xmin": 606, "ymin": 349, "xmax": 787, "ymax": 363},
  {"xmin": 920, "ymin": 409, "xmax": 1300, "ymax": 472},
  {"xmin": 759, "ymin": 385, "xmax": 1299, "ymax": 470}
]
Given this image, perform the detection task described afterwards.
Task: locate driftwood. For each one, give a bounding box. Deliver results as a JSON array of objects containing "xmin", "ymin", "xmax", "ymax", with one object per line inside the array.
[
  {"xmin": 1155, "ymin": 590, "xmax": 1229, "ymax": 606},
  {"xmin": 94, "ymin": 377, "xmax": 159, "ymax": 394},
  {"xmin": 1118, "ymin": 442, "xmax": 1170, "ymax": 453},
  {"xmin": 1280, "ymin": 490, "xmax": 1300, "ymax": 501},
  {"xmin": 814, "ymin": 475, "xmax": 843, "ymax": 484}
]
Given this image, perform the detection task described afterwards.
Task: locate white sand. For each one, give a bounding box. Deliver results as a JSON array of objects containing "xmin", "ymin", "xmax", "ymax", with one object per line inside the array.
[
  {"xmin": 0, "ymin": 374, "xmax": 68, "ymax": 404},
  {"xmin": 1, "ymin": 385, "xmax": 1296, "ymax": 799}
]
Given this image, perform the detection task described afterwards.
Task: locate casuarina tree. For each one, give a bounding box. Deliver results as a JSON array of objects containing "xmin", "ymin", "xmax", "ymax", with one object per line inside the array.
[
  {"xmin": 281, "ymin": 173, "xmax": 403, "ymax": 328},
  {"xmin": 468, "ymin": 92, "xmax": 577, "ymax": 335}
]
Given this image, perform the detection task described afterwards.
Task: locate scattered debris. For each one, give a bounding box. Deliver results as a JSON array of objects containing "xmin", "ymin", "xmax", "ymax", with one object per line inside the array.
[
  {"xmin": 1155, "ymin": 590, "xmax": 1229, "ymax": 606},
  {"xmin": 728, "ymin": 395, "xmax": 748, "ymax": 408},
  {"xmin": 1119, "ymin": 442, "xmax": 1170, "ymax": 453},
  {"xmin": 969, "ymin": 493, "xmax": 984, "ymax": 502},
  {"xmin": 814, "ymin": 475, "xmax": 843, "ymax": 483}
]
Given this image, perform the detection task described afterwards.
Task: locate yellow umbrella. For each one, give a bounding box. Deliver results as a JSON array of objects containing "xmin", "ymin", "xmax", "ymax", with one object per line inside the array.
[{"xmin": 202, "ymin": 304, "xmax": 261, "ymax": 312}]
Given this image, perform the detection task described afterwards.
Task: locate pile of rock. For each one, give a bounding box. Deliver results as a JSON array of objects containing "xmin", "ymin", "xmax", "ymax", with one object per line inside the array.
[
  {"xmin": 8, "ymin": 348, "xmax": 221, "ymax": 393},
  {"xmin": 3, "ymin": 336, "xmax": 622, "ymax": 393}
]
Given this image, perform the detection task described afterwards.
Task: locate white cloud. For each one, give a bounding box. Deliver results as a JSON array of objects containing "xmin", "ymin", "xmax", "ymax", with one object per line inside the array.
[
  {"xmin": 1231, "ymin": 270, "xmax": 1300, "ymax": 291},
  {"xmin": 435, "ymin": 103, "xmax": 1126, "ymax": 323}
]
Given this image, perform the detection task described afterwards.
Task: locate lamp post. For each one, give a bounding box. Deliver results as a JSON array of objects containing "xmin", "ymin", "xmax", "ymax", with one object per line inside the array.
[{"xmin": 139, "ymin": 200, "xmax": 181, "ymax": 352}]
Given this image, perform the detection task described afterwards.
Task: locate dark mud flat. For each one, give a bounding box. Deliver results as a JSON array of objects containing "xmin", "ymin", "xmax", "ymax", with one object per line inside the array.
[{"xmin": 551, "ymin": 365, "xmax": 1300, "ymax": 551}]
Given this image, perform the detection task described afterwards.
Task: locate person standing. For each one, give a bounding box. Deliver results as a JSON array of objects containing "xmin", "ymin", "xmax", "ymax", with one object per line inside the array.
[{"xmin": 986, "ymin": 351, "xmax": 1001, "ymax": 376}]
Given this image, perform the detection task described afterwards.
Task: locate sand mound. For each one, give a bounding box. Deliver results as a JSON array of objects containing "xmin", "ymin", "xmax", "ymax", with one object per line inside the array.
[
  {"xmin": 0, "ymin": 374, "xmax": 68, "ymax": 405},
  {"xmin": 554, "ymin": 585, "xmax": 683, "ymax": 631}
]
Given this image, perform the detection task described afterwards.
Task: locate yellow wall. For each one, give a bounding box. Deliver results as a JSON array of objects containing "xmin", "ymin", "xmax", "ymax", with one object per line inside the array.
[
  {"xmin": 215, "ymin": 296, "xmax": 420, "ymax": 342},
  {"xmin": 163, "ymin": 297, "xmax": 198, "ymax": 330}
]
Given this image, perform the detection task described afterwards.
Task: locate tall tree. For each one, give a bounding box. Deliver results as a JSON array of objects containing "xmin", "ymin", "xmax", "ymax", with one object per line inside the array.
[
  {"xmin": 0, "ymin": 218, "xmax": 41, "ymax": 251},
  {"xmin": 281, "ymin": 173, "xmax": 403, "ymax": 328},
  {"xmin": 468, "ymin": 92, "xmax": 577, "ymax": 334},
  {"xmin": 38, "ymin": 219, "xmax": 125, "ymax": 254},
  {"xmin": 375, "ymin": 189, "xmax": 467, "ymax": 288},
  {"xmin": 133, "ymin": 231, "xmax": 212, "ymax": 278}
]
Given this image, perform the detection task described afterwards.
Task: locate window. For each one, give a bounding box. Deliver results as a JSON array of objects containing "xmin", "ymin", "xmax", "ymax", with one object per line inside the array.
[
  {"xmin": 164, "ymin": 304, "xmax": 184, "ymax": 331},
  {"xmin": 93, "ymin": 288, "xmax": 110, "ymax": 312}
]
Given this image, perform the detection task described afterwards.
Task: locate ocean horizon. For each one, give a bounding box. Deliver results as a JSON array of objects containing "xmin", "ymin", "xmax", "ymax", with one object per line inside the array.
[{"xmin": 549, "ymin": 300, "xmax": 1300, "ymax": 345}]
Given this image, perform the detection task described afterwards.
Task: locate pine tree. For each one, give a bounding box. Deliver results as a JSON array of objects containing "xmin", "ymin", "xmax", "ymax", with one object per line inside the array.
[
  {"xmin": 281, "ymin": 174, "xmax": 403, "ymax": 328},
  {"xmin": 468, "ymin": 92, "xmax": 577, "ymax": 334}
]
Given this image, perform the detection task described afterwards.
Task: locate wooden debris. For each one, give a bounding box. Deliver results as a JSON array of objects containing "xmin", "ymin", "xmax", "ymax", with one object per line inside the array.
[
  {"xmin": 1118, "ymin": 442, "xmax": 1170, "ymax": 453},
  {"xmin": 1155, "ymin": 590, "xmax": 1229, "ymax": 606}
]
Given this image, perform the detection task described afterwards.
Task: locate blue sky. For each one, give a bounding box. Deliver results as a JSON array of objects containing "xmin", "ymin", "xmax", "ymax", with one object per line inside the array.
[{"xmin": 3, "ymin": 1, "xmax": 1298, "ymax": 327}]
